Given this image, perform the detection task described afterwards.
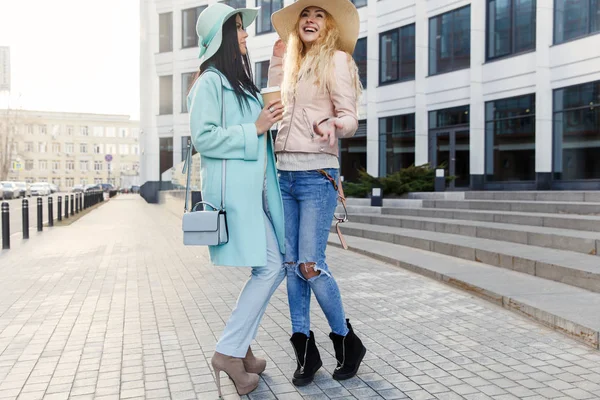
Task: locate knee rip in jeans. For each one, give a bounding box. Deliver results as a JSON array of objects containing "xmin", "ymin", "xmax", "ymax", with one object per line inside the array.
[{"xmin": 299, "ymin": 262, "xmax": 330, "ymax": 281}]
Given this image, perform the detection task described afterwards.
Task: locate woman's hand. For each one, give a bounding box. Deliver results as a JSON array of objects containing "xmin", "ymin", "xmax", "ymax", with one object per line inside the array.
[
  {"xmin": 255, "ymin": 100, "xmax": 284, "ymax": 135},
  {"xmin": 273, "ymin": 39, "xmax": 286, "ymax": 58},
  {"xmin": 313, "ymin": 118, "xmax": 344, "ymax": 147}
]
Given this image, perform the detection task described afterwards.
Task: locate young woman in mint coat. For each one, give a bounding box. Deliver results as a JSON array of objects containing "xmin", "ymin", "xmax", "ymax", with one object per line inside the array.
[{"xmin": 186, "ymin": 3, "xmax": 285, "ymax": 397}]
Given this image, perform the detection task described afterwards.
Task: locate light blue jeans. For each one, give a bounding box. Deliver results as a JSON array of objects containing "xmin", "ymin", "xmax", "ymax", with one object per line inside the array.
[
  {"xmin": 279, "ymin": 169, "xmax": 349, "ymax": 337},
  {"xmin": 216, "ymin": 212, "xmax": 286, "ymax": 357}
]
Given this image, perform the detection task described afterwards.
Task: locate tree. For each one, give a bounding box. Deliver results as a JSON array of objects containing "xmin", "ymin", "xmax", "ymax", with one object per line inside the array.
[{"xmin": 0, "ymin": 107, "xmax": 18, "ymax": 181}]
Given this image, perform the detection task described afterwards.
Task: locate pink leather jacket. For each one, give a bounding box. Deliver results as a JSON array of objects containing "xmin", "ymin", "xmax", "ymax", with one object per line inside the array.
[{"xmin": 267, "ymin": 50, "xmax": 359, "ymax": 157}]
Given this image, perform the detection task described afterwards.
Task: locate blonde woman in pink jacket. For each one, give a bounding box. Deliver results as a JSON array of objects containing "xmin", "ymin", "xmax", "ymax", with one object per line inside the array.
[{"xmin": 268, "ymin": 0, "xmax": 367, "ymax": 386}]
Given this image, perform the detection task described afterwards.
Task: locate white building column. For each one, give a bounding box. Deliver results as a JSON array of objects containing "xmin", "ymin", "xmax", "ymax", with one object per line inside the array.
[
  {"xmin": 535, "ymin": 0, "xmax": 554, "ymax": 189},
  {"xmin": 469, "ymin": 0, "xmax": 485, "ymax": 189},
  {"xmin": 414, "ymin": 0, "xmax": 428, "ymax": 167},
  {"xmin": 366, "ymin": 0, "xmax": 379, "ymax": 176},
  {"xmin": 140, "ymin": 0, "xmax": 159, "ymax": 183}
]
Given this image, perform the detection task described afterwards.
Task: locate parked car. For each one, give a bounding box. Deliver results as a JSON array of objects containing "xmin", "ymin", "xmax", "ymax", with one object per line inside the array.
[
  {"xmin": 84, "ymin": 184, "xmax": 101, "ymax": 192},
  {"xmin": 0, "ymin": 182, "xmax": 19, "ymax": 199},
  {"xmin": 130, "ymin": 185, "xmax": 140, "ymax": 194},
  {"xmin": 14, "ymin": 182, "xmax": 30, "ymax": 198},
  {"xmin": 49, "ymin": 183, "xmax": 59, "ymax": 193},
  {"xmin": 71, "ymin": 184, "xmax": 84, "ymax": 193},
  {"xmin": 100, "ymin": 183, "xmax": 115, "ymax": 192},
  {"xmin": 30, "ymin": 182, "xmax": 51, "ymax": 196},
  {"xmin": 0, "ymin": 185, "xmax": 3, "ymax": 200}
]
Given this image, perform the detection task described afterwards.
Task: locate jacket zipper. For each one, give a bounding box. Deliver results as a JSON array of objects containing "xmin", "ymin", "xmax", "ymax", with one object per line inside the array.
[{"xmin": 282, "ymin": 100, "xmax": 298, "ymax": 152}]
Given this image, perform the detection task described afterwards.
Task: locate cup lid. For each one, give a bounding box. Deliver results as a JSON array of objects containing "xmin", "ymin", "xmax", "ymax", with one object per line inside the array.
[{"xmin": 260, "ymin": 86, "xmax": 281, "ymax": 94}]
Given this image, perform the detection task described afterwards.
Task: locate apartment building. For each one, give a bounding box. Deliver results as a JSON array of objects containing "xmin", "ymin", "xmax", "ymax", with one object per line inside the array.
[
  {"xmin": 140, "ymin": 0, "xmax": 600, "ymax": 197},
  {"xmin": 4, "ymin": 110, "xmax": 140, "ymax": 190}
]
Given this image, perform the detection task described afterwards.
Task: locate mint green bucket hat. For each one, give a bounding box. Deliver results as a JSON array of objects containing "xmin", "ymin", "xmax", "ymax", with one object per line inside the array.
[{"xmin": 196, "ymin": 3, "xmax": 260, "ymax": 62}]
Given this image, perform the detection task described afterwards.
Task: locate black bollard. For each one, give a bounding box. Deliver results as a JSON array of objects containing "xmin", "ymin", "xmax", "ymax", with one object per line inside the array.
[
  {"xmin": 64, "ymin": 195, "xmax": 69, "ymax": 219},
  {"xmin": 48, "ymin": 197, "xmax": 54, "ymax": 227},
  {"xmin": 22, "ymin": 199, "xmax": 29, "ymax": 240},
  {"xmin": 2, "ymin": 202, "xmax": 9, "ymax": 249},
  {"xmin": 70, "ymin": 194, "xmax": 74, "ymax": 216},
  {"xmin": 75, "ymin": 195, "xmax": 79, "ymax": 213},
  {"xmin": 57, "ymin": 196, "xmax": 62, "ymax": 221},
  {"xmin": 37, "ymin": 197, "xmax": 43, "ymax": 232}
]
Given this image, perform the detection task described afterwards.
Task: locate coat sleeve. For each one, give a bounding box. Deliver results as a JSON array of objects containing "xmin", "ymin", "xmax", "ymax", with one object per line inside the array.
[
  {"xmin": 267, "ymin": 56, "xmax": 284, "ymax": 88},
  {"xmin": 188, "ymin": 73, "xmax": 259, "ymax": 161},
  {"xmin": 331, "ymin": 51, "xmax": 359, "ymax": 138}
]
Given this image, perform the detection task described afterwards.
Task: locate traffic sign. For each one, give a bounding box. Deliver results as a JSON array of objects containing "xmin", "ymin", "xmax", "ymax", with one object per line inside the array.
[{"xmin": 105, "ymin": 154, "xmax": 113, "ymax": 162}]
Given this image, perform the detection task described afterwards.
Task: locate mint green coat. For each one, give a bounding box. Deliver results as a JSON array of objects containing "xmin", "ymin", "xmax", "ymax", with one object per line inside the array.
[{"xmin": 187, "ymin": 69, "xmax": 285, "ymax": 267}]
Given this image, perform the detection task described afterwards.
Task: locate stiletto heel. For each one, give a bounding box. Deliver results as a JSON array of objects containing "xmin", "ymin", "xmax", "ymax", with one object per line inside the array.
[{"xmin": 214, "ymin": 367, "xmax": 223, "ymax": 398}]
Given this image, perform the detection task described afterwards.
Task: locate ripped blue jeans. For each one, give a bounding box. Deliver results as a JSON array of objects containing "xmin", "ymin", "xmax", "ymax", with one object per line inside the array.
[{"xmin": 279, "ymin": 169, "xmax": 349, "ymax": 337}]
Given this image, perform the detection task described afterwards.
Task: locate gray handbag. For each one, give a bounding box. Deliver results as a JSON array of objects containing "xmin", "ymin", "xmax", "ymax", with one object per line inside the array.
[{"xmin": 182, "ymin": 71, "xmax": 229, "ymax": 246}]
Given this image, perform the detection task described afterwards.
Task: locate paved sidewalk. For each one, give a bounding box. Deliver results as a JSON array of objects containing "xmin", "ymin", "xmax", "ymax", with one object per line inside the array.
[{"xmin": 0, "ymin": 195, "xmax": 599, "ymax": 400}]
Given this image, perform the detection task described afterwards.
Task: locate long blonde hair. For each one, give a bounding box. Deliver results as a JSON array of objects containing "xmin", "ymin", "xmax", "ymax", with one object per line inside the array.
[{"xmin": 281, "ymin": 9, "xmax": 362, "ymax": 103}]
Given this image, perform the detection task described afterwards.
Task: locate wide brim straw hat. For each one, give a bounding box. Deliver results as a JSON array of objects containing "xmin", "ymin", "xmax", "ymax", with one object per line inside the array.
[
  {"xmin": 196, "ymin": 3, "xmax": 259, "ymax": 63},
  {"xmin": 271, "ymin": 0, "xmax": 360, "ymax": 54}
]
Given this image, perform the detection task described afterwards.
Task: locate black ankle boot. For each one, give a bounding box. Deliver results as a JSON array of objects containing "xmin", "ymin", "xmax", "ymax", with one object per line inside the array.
[
  {"xmin": 290, "ymin": 331, "xmax": 322, "ymax": 386},
  {"xmin": 329, "ymin": 319, "xmax": 367, "ymax": 380}
]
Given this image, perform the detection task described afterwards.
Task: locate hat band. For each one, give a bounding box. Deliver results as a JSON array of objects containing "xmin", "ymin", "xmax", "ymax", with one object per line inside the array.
[{"xmin": 202, "ymin": 18, "xmax": 224, "ymax": 49}]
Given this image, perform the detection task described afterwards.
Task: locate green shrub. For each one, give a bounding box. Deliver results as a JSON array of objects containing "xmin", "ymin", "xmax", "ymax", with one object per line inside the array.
[{"xmin": 342, "ymin": 164, "xmax": 454, "ymax": 198}]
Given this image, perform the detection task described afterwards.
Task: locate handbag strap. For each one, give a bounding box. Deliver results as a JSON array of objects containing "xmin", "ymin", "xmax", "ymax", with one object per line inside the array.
[{"xmin": 184, "ymin": 70, "xmax": 227, "ymax": 213}]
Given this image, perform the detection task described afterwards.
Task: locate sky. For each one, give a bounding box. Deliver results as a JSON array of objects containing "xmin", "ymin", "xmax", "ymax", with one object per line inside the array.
[{"xmin": 0, "ymin": 0, "xmax": 140, "ymax": 119}]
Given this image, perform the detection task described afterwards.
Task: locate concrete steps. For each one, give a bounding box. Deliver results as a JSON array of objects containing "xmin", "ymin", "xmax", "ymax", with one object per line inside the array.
[
  {"xmin": 349, "ymin": 213, "xmax": 600, "ymax": 255},
  {"xmin": 421, "ymin": 199, "xmax": 600, "ymax": 215},
  {"xmin": 328, "ymin": 233, "xmax": 600, "ymax": 349},
  {"xmin": 464, "ymin": 191, "xmax": 600, "ymax": 202},
  {"xmin": 381, "ymin": 207, "xmax": 600, "ymax": 233},
  {"xmin": 334, "ymin": 222, "xmax": 600, "ymax": 293}
]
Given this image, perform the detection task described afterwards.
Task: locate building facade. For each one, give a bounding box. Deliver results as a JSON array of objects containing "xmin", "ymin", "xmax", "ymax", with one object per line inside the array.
[
  {"xmin": 140, "ymin": 0, "xmax": 600, "ymax": 192},
  {"xmin": 3, "ymin": 110, "xmax": 140, "ymax": 191}
]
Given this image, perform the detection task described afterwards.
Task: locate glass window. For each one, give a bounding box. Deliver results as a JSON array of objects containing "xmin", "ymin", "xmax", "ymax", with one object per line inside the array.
[
  {"xmin": 181, "ymin": 72, "xmax": 196, "ymax": 113},
  {"xmin": 555, "ymin": 0, "xmax": 600, "ymax": 43},
  {"xmin": 159, "ymin": 12, "xmax": 173, "ymax": 53},
  {"xmin": 182, "ymin": 6, "xmax": 207, "ymax": 49},
  {"xmin": 379, "ymin": 114, "xmax": 416, "ymax": 176},
  {"xmin": 351, "ymin": 0, "xmax": 368, "ymax": 8},
  {"xmin": 220, "ymin": 0, "xmax": 247, "ymax": 8},
  {"xmin": 255, "ymin": 61, "xmax": 270, "ymax": 90},
  {"xmin": 159, "ymin": 75, "xmax": 173, "ymax": 115},
  {"xmin": 353, "ymin": 37, "xmax": 367, "ymax": 88},
  {"xmin": 160, "ymin": 138, "xmax": 174, "ymax": 175},
  {"xmin": 429, "ymin": 6, "xmax": 471, "ymax": 75},
  {"xmin": 553, "ymin": 79, "xmax": 600, "ymax": 180},
  {"xmin": 80, "ymin": 143, "xmax": 87, "ymax": 153},
  {"xmin": 80, "ymin": 126, "xmax": 89, "ymax": 136},
  {"xmin": 485, "ymin": 94, "xmax": 536, "ymax": 181},
  {"xmin": 429, "ymin": 105, "xmax": 470, "ymax": 129},
  {"xmin": 380, "ymin": 29, "xmax": 398, "ymax": 83},
  {"xmin": 379, "ymin": 24, "xmax": 415, "ymax": 84},
  {"xmin": 256, "ymin": 0, "xmax": 283, "ymax": 34},
  {"xmin": 487, "ymin": 0, "xmax": 536, "ymax": 60}
]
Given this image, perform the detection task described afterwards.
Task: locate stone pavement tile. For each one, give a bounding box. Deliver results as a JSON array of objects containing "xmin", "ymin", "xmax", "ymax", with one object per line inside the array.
[
  {"xmin": 560, "ymin": 388, "xmax": 596, "ymax": 399},
  {"xmin": 404, "ymin": 390, "xmax": 436, "ymax": 400},
  {"xmin": 16, "ymin": 392, "xmax": 45, "ymax": 400}
]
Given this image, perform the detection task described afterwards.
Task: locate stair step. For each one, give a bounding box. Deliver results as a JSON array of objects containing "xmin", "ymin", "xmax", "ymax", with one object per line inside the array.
[
  {"xmin": 381, "ymin": 207, "xmax": 600, "ymax": 233},
  {"xmin": 328, "ymin": 233, "xmax": 600, "ymax": 349},
  {"xmin": 335, "ymin": 222, "xmax": 600, "ymax": 293},
  {"xmin": 465, "ymin": 191, "xmax": 600, "ymax": 202},
  {"xmin": 349, "ymin": 213, "xmax": 600, "ymax": 255},
  {"xmin": 423, "ymin": 199, "xmax": 600, "ymax": 215}
]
